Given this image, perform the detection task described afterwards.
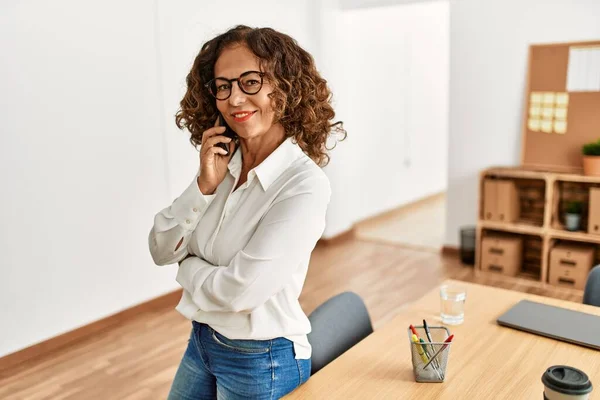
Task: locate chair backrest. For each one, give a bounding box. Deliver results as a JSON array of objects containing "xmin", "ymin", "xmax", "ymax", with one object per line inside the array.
[
  {"xmin": 307, "ymin": 291, "xmax": 373, "ymax": 375},
  {"xmin": 583, "ymin": 265, "xmax": 600, "ymax": 307}
]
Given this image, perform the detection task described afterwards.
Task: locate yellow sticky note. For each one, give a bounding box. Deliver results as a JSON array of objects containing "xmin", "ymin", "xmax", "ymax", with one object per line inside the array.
[
  {"xmin": 554, "ymin": 107, "xmax": 567, "ymax": 119},
  {"xmin": 528, "ymin": 118, "xmax": 541, "ymax": 132},
  {"xmin": 543, "ymin": 92, "xmax": 555, "ymax": 105},
  {"xmin": 556, "ymin": 93, "xmax": 569, "ymax": 106},
  {"xmin": 554, "ymin": 120, "xmax": 567, "ymax": 134},
  {"xmin": 529, "ymin": 106, "xmax": 541, "ymax": 117},
  {"xmin": 541, "ymin": 120, "xmax": 553, "ymax": 133},
  {"xmin": 542, "ymin": 107, "xmax": 554, "ymax": 118},
  {"xmin": 530, "ymin": 92, "xmax": 542, "ymax": 104}
]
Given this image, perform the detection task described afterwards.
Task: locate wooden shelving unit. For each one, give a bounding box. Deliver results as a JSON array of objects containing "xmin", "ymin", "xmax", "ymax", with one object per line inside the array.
[
  {"xmin": 479, "ymin": 220, "xmax": 544, "ymax": 236},
  {"xmin": 549, "ymin": 229, "xmax": 600, "ymax": 244},
  {"xmin": 476, "ymin": 166, "xmax": 600, "ymax": 293}
]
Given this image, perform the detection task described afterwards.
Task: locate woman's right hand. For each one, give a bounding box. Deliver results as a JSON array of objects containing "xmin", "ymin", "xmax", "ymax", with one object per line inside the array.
[{"xmin": 197, "ymin": 119, "xmax": 236, "ymax": 195}]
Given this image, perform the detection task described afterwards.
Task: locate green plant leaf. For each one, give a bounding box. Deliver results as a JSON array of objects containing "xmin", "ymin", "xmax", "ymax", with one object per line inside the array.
[
  {"xmin": 582, "ymin": 138, "xmax": 600, "ymax": 156},
  {"xmin": 565, "ymin": 200, "xmax": 583, "ymax": 214}
]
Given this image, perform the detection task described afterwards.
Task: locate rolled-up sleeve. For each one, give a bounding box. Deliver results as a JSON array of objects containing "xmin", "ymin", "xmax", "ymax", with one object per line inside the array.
[
  {"xmin": 149, "ymin": 174, "xmax": 216, "ymax": 266},
  {"xmin": 176, "ymin": 176, "xmax": 331, "ymax": 313}
]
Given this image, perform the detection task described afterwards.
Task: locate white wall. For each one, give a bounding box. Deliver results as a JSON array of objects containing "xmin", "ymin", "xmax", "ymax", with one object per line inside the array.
[
  {"xmin": 323, "ymin": 0, "xmax": 449, "ymax": 236},
  {"xmin": 0, "ymin": 0, "xmax": 170, "ymax": 358},
  {"xmin": 341, "ymin": 0, "xmax": 433, "ymax": 9},
  {"xmin": 0, "ymin": 0, "xmax": 315, "ymax": 359},
  {"xmin": 445, "ymin": 0, "xmax": 600, "ymax": 247}
]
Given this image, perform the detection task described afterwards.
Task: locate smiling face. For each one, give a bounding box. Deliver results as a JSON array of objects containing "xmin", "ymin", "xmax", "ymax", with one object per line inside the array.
[{"xmin": 213, "ymin": 44, "xmax": 282, "ymax": 141}]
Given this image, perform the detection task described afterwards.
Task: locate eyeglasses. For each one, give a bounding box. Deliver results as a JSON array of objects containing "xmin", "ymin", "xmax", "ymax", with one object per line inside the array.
[{"xmin": 204, "ymin": 70, "xmax": 265, "ymax": 101}]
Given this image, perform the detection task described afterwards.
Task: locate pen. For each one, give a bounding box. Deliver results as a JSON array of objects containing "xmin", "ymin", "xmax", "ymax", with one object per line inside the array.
[
  {"xmin": 411, "ymin": 334, "xmax": 429, "ymax": 364},
  {"xmin": 422, "ymin": 334, "xmax": 454, "ymax": 370},
  {"xmin": 422, "ymin": 320, "xmax": 439, "ymax": 369},
  {"xmin": 423, "ymin": 320, "xmax": 433, "ymax": 343},
  {"xmin": 420, "ymin": 338, "xmax": 442, "ymax": 371},
  {"xmin": 409, "ymin": 324, "xmax": 419, "ymax": 337},
  {"xmin": 419, "ymin": 337, "xmax": 443, "ymax": 380},
  {"xmin": 419, "ymin": 338, "xmax": 431, "ymax": 357}
]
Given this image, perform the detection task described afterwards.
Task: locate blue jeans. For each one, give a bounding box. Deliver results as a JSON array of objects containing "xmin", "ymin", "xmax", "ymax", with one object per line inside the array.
[{"xmin": 168, "ymin": 321, "xmax": 311, "ymax": 400}]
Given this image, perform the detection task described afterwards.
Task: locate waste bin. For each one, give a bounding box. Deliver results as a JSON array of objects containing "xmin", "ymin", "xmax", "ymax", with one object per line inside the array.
[{"xmin": 460, "ymin": 226, "xmax": 476, "ymax": 265}]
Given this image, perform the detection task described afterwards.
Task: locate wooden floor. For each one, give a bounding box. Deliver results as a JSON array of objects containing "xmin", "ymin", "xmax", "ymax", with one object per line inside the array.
[
  {"xmin": 354, "ymin": 192, "xmax": 446, "ymax": 251},
  {"xmin": 0, "ymin": 236, "xmax": 583, "ymax": 400}
]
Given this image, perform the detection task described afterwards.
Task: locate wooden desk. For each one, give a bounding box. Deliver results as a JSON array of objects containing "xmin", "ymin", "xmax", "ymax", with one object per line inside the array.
[{"xmin": 287, "ymin": 280, "xmax": 600, "ymax": 399}]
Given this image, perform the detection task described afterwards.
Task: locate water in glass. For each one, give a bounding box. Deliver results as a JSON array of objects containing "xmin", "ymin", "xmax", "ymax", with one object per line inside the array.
[{"xmin": 440, "ymin": 285, "xmax": 466, "ymax": 325}]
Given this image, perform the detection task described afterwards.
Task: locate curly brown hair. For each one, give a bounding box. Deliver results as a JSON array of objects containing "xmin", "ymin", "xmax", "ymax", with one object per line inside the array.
[{"xmin": 175, "ymin": 25, "xmax": 346, "ymax": 167}]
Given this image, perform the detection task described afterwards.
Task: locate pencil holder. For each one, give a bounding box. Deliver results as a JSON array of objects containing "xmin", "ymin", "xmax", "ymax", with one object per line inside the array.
[{"xmin": 407, "ymin": 326, "xmax": 452, "ymax": 383}]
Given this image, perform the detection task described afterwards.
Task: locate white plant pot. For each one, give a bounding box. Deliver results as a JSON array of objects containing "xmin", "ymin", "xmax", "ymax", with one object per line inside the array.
[{"xmin": 565, "ymin": 213, "xmax": 581, "ymax": 231}]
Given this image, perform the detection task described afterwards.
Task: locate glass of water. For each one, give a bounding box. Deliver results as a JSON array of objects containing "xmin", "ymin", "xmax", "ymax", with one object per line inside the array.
[{"xmin": 440, "ymin": 284, "xmax": 467, "ymax": 325}]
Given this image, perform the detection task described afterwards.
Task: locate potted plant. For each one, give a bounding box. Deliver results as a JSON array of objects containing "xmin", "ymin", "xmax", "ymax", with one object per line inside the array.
[
  {"xmin": 565, "ymin": 201, "xmax": 583, "ymax": 231},
  {"xmin": 582, "ymin": 138, "xmax": 600, "ymax": 176}
]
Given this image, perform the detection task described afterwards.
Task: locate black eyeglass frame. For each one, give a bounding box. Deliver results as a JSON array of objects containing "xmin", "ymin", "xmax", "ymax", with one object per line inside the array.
[{"xmin": 204, "ymin": 70, "xmax": 266, "ymax": 100}]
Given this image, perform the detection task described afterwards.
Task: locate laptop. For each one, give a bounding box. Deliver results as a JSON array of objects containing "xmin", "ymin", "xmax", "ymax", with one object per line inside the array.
[{"xmin": 496, "ymin": 299, "xmax": 600, "ymax": 350}]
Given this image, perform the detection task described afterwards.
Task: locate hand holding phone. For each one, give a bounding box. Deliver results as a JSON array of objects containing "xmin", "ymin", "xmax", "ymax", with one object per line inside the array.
[
  {"xmin": 196, "ymin": 114, "xmax": 238, "ymax": 195},
  {"xmin": 215, "ymin": 114, "xmax": 238, "ymax": 156}
]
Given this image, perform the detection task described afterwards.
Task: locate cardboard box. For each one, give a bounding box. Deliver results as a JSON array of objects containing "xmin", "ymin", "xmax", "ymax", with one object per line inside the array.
[
  {"xmin": 549, "ymin": 244, "xmax": 595, "ymax": 290},
  {"xmin": 481, "ymin": 235, "xmax": 523, "ymax": 276},
  {"xmin": 496, "ymin": 180, "xmax": 520, "ymax": 223},
  {"xmin": 588, "ymin": 187, "xmax": 600, "ymax": 235},
  {"xmin": 482, "ymin": 179, "xmax": 520, "ymax": 222},
  {"xmin": 483, "ymin": 179, "xmax": 496, "ymax": 221}
]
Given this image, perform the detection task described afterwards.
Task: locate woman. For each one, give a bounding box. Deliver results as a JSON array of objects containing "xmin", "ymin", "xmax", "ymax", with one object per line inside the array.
[{"xmin": 148, "ymin": 25, "xmax": 345, "ymax": 399}]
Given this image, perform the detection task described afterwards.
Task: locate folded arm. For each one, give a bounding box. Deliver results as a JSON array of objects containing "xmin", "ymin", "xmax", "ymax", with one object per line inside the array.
[
  {"xmin": 149, "ymin": 174, "xmax": 216, "ymax": 266},
  {"xmin": 176, "ymin": 176, "xmax": 331, "ymax": 314}
]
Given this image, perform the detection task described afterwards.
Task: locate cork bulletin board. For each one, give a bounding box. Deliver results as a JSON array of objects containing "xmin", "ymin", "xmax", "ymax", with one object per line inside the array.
[{"xmin": 521, "ymin": 40, "xmax": 600, "ymax": 173}]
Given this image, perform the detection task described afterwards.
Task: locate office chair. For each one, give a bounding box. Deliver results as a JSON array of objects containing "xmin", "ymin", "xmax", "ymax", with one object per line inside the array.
[
  {"xmin": 307, "ymin": 291, "xmax": 373, "ymax": 375},
  {"xmin": 583, "ymin": 265, "xmax": 600, "ymax": 307}
]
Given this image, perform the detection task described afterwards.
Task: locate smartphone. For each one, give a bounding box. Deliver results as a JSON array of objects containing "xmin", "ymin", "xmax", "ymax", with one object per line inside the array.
[{"xmin": 216, "ymin": 113, "xmax": 238, "ymax": 156}]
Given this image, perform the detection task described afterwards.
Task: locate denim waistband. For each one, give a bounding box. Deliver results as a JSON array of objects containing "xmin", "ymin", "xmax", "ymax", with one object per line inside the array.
[{"xmin": 192, "ymin": 321, "xmax": 293, "ymax": 348}]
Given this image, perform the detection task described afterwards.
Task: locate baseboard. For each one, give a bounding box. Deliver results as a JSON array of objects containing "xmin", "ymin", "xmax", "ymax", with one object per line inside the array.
[
  {"xmin": 318, "ymin": 227, "xmax": 356, "ymax": 246},
  {"xmin": 0, "ymin": 288, "xmax": 183, "ymax": 375},
  {"xmin": 354, "ymin": 191, "xmax": 445, "ymax": 230},
  {"xmin": 441, "ymin": 245, "xmax": 460, "ymax": 256}
]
